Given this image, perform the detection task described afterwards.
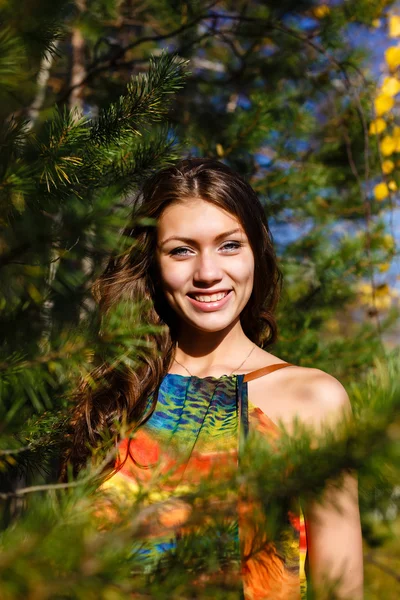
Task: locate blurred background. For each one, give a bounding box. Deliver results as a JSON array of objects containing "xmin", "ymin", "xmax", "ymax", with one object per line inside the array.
[{"xmin": 1, "ymin": 1, "xmax": 400, "ymax": 598}]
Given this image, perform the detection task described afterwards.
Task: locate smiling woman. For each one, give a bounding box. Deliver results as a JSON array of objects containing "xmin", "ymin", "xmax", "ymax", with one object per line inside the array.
[{"xmin": 65, "ymin": 158, "xmax": 363, "ymax": 599}]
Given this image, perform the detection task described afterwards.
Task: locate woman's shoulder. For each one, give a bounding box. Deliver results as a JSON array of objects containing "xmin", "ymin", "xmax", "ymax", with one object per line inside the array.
[
  {"xmin": 248, "ymin": 350, "xmax": 352, "ymax": 433},
  {"xmin": 288, "ymin": 364, "xmax": 351, "ymax": 431}
]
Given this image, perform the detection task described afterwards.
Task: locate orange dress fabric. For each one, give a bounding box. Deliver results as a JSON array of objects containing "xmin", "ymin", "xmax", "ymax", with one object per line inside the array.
[{"xmin": 100, "ymin": 363, "xmax": 307, "ymax": 599}]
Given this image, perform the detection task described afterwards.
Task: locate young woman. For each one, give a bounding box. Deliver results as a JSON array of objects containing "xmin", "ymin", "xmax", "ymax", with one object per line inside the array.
[{"xmin": 68, "ymin": 158, "xmax": 363, "ymax": 599}]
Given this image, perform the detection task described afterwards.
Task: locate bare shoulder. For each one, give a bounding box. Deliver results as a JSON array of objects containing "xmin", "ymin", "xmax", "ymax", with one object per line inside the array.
[
  {"xmin": 280, "ymin": 364, "xmax": 352, "ymax": 432},
  {"xmin": 249, "ymin": 352, "xmax": 352, "ymax": 433}
]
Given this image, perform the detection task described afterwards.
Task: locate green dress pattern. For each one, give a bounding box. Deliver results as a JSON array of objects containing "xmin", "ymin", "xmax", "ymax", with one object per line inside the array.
[{"xmin": 101, "ymin": 364, "xmax": 308, "ymax": 599}]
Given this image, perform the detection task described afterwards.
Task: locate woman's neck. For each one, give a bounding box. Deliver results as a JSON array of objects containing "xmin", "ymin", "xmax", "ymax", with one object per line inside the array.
[{"xmin": 173, "ymin": 321, "xmax": 254, "ymax": 375}]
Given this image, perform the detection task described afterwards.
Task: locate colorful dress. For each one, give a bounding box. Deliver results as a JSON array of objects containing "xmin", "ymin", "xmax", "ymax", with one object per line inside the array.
[{"xmin": 100, "ymin": 362, "xmax": 308, "ymax": 599}]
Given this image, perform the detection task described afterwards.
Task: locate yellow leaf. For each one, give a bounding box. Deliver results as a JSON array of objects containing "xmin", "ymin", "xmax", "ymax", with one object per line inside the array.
[
  {"xmin": 381, "ymin": 76, "xmax": 400, "ymax": 97},
  {"xmin": 358, "ymin": 282, "xmax": 372, "ymax": 295},
  {"xmin": 382, "ymin": 234, "xmax": 395, "ymax": 250},
  {"xmin": 358, "ymin": 281, "xmax": 394, "ymax": 310},
  {"xmin": 374, "ymin": 182, "xmax": 389, "ymax": 201},
  {"xmin": 313, "ymin": 5, "xmax": 330, "ymax": 18},
  {"xmin": 385, "ymin": 46, "xmax": 400, "ymax": 71},
  {"xmin": 389, "ymin": 15, "xmax": 400, "ymax": 38},
  {"xmin": 388, "ymin": 180, "xmax": 398, "ymax": 191},
  {"xmin": 325, "ymin": 318, "xmax": 340, "ymax": 333},
  {"xmin": 376, "ymin": 283, "xmax": 390, "ymax": 297},
  {"xmin": 24, "ymin": 265, "xmax": 42, "ymax": 276},
  {"xmin": 380, "ymin": 135, "xmax": 396, "ymax": 156},
  {"xmin": 369, "ymin": 118, "xmax": 386, "ymax": 135},
  {"xmin": 216, "ymin": 143, "xmax": 224, "ymax": 157},
  {"xmin": 375, "ymin": 296, "xmax": 392, "ymax": 310},
  {"xmin": 27, "ymin": 284, "xmax": 42, "ymax": 304},
  {"xmin": 378, "ymin": 263, "xmax": 391, "ymax": 272},
  {"xmin": 372, "ymin": 19, "xmax": 381, "ymax": 28},
  {"xmin": 382, "ymin": 159, "xmax": 395, "ymax": 174},
  {"xmin": 11, "ymin": 192, "xmax": 25, "ymax": 213},
  {"xmin": 316, "ymin": 196, "xmax": 329, "ymax": 208},
  {"xmin": 374, "ymin": 94, "xmax": 395, "ymax": 116}
]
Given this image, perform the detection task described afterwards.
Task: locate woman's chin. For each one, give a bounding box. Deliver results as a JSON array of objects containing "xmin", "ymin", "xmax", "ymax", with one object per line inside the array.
[{"xmin": 180, "ymin": 312, "xmax": 239, "ymax": 334}]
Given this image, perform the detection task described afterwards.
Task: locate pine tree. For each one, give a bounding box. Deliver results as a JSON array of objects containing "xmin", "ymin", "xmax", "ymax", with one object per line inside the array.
[{"xmin": 1, "ymin": 1, "xmax": 400, "ymax": 598}]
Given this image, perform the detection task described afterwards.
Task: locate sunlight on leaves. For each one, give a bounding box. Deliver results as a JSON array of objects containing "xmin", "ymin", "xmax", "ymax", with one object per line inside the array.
[
  {"xmin": 388, "ymin": 15, "xmax": 400, "ymax": 38},
  {"xmin": 385, "ymin": 45, "xmax": 400, "ymax": 71},
  {"xmin": 375, "ymin": 94, "xmax": 394, "ymax": 116}
]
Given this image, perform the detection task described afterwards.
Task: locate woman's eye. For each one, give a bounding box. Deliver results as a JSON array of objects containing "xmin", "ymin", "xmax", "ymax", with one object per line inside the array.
[
  {"xmin": 222, "ymin": 241, "xmax": 242, "ymax": 251},
  {"xmin": 169, "ymin": 247, "xmax": 192, "ymax": 256},
  {"xmin": 169, "ymin": 242, "xmax": 242, "ymax": 257}
]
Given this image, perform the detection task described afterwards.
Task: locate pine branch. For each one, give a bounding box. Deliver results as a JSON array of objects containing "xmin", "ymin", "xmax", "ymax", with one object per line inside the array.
[
  {"xmin": 364, "ymin": 551, "xmax": 400, "ymax": 583},
  {"xmin": 0, "ymin": 439, "xmax": 118, "ymax": 500},
  {"xmin": 1, "ymin": 355, "xmax": 398, "ymax": 506},
  {"xmin": 0, "ymin": 27, "xmax": 26, "ymax": 91},
  {"xmin": 88, "ymin": 51, "xmax": 189, "ymax": 147},
  {"xmin": 28, "ymin": 52, "xmax": 188, "ymax": 200},
  {"xmin": 0, "ymin": 343, "xmax": 87, "ymax": 372},
  {"xmin": 98, "ymin": 125, "xmax": 181, "ymax": 193}
]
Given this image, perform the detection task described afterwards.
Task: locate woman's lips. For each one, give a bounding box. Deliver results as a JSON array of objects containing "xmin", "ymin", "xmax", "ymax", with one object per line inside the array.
[{"xmin": 186, "ymin": 290, "xmax": 232, "ymax": 312}]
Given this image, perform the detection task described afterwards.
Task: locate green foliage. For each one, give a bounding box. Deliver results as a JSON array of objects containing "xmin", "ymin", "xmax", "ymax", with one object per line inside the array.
[
  {"xmin": 90, "ymin": 53, "xmax": 188, "ymax": 146},
  {"xmin": 0, "ymin": 352, "xmax": 399, "ymax": 598},
  {"xmin": 0, "ymin": 49, "xmax": 187, "ymax": 441},
  {"xmin": 0, "ymin": 0, "xmax": 400, "ymax": 597},
  {"xmin": 0, "ymin": 27, "xmax": 28, "ymax": 93}
]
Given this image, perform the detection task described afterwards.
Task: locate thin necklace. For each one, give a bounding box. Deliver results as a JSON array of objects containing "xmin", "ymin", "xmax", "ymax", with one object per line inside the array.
[{"xmin": 173, "ymin": 344, "xmax": 256, "ymax": 378}]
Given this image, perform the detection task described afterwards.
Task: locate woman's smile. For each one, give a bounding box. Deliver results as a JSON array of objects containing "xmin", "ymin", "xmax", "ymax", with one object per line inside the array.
[{"xmin": 186, "ymin": 289, "xmax": 233, "ymax": 311}]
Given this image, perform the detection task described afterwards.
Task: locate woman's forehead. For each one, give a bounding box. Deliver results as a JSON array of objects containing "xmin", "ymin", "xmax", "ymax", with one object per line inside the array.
[{"xmin": 157, "ymin": 198, "xmax": 245, "ymax": 238}]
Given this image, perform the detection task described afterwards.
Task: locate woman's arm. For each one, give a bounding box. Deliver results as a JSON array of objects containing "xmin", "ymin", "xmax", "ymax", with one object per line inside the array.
[{"xmin": 301, "ymin": 373, "xmax": 364, "ymax": 599}]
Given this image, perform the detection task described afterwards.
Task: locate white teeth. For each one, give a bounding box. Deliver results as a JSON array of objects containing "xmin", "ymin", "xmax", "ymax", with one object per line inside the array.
[{"xmin": 192, "ymin": 291, "xmax": 229, "ymax": 302}]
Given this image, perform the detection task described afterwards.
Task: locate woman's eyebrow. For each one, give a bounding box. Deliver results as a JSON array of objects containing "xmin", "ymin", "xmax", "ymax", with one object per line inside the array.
[{"xmin": 159, "ymin": 228, "xmax": 243, "ymax": 247}]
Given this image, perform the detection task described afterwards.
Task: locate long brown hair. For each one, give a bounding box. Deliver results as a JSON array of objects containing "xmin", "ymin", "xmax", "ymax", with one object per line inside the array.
[{"xmin": 65, "ymin": 158, "xmax": 283, "ymax": 475}]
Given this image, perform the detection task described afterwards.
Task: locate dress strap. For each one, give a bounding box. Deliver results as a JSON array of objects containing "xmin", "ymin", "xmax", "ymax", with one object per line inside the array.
[{"xmin": 243, "ymin": 362, "xmax": 295, "ymax": 383}]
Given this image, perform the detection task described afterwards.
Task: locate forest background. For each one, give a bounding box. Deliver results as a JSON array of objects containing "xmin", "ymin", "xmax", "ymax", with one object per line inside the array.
[{"xmin": 1, "ymin": 0, "xmax": 400, "ymax": 598}]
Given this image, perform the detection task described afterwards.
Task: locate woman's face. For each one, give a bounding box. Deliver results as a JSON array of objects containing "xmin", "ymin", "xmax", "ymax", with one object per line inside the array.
[{"xmin": 156, "ymin": 198, "xmax": 255, "ymax": 335}]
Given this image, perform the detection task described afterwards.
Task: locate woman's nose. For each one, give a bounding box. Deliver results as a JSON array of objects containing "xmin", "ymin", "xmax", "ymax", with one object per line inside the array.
[{"xmin": 193, "ymin": 252, "xmax": 223, "ymax": 284}]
